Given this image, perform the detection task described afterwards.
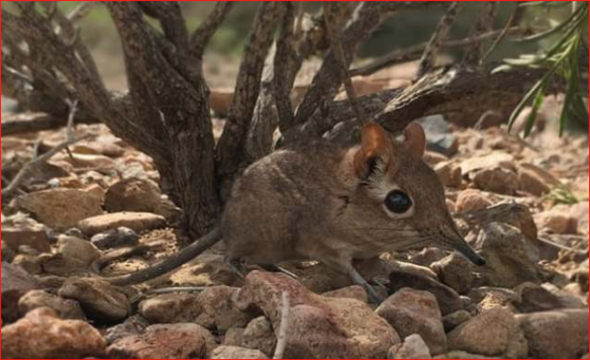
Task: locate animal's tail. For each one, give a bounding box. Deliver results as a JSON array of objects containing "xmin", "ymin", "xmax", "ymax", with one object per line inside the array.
[{"xmin": 105, "ymin": 228, "xmax": 223, "ymax": 286}]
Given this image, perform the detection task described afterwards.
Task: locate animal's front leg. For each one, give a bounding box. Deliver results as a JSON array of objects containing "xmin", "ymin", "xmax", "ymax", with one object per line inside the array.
[{"xmin": 324, "ymin": 258, "xmax": 385, "ymax": 304}]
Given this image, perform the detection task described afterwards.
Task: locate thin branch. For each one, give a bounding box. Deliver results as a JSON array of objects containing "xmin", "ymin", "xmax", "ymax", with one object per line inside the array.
[
  {"xmin": 323, "ymin": 2, "xmax": 364, "ymax": 125},
  {"xmin": 462, "ymin": 1, "xmax": 499, "ymax": 66},
  {"xmin": 350, "ymin": 28, "xmax": 522, "ymax": 77},
  {"xmin": 273, "ymin": 292, "xmax": 291, "ymax": 360},
  {"xmin": 191, "ymin": 1, "xmax": 235, "ymax": 61},
  {"xmin": 418, "ymin": 2, "xmax": 462, "ymax": 77},
  {"xmin": 2, "ymin": 134, "xmax": 92, "ymax": 200},
  {"xmin": 67, "ymin": 1, "xmax": 98, "ymax": 23},
  {"xmin": 483, "ymin": 3, "xmax": 527, "ymax": 61},
  {"xmin": 215, "ymin": 2, "xmax": 286, "ymax": 198}
]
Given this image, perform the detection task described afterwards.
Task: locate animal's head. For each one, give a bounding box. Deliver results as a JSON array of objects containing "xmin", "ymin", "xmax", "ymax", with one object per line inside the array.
[{"xmin": 339, "ymin": 122, "xmax": 485, "ymax": 266}]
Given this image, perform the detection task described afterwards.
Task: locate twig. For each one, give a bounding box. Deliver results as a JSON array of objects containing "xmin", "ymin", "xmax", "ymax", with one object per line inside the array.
[
  {"xmin": 1, "ymin": 134, "xmax": 91, "ymax": 200},
  {"xmin": 273, "ymin": 292, "xmax": 291, "ymax": 360},
  {"xmin": 191, "ymin": 1, "xmax": 235, "ymax": 61},
  {"xmin": 483, "ymin": 3, "xmax": 527, "ymax": 61},
  {"xmin": 418, "ymin": 2, "xmax": 462, "ymax": 77},
  {"xmin": 351, "ymin": 27, "xmax": 522, "ymax": 77},
  {"xmin": 323, "ymin": 2, "xmax": 365, "ymax": 125},
  {"xmin": 67, "ymin": 2, "xmax": 98, "ymax": 23},
  {"xmin": 462, "ymin": 2, "xmax": 498, "ymax": 66},
  {"xmin": 65, "ymin": 99, "xmax": 79, "ymax": 140}
]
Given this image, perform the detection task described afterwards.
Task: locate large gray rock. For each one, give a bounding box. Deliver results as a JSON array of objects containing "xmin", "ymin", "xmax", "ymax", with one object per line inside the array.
[
  {"xmin": 235, "ymin": 271, "xmax": 400, "ymax": 359},
  {"xmin": 1, "ymin": 308, "xmax": 106, "ymax": 359},
  {"xmin": 58, "ymin": 278, "xmax": 130, "ymax": 323},
  {"xmin": 447, "ymin": 308, "xmax": 527, "ymax": 358},
  {"xmin": 377, "ymin": 288, "xmax": 447, "ymax": 355},
  {"xmin": 1, "ymin": 263, "xmax": 39, "ymax": 323},
  {"xmin": 517, "ymin": 310, "xmax": 589, "ymax": 359}
]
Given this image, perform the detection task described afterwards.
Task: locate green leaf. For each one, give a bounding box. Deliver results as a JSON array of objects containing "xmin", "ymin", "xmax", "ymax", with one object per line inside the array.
[
  {"xmin": 507, "ymin": 80, "xmax": 544, "ymax": 132},
  {"xmin": 515, "ymin": 5, "xmax": 586, "ymax": 42},
  {"xmin": 524, "ymin": 84, "xmax": 547, "ymax": 137}
]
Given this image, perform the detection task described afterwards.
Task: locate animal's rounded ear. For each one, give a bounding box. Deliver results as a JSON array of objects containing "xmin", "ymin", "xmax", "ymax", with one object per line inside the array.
[
  {"xmin": 404, "ymin": 122, "xmax": 426, "ymax": 160},
  {"xmin": 353, "ymin": 122, "xmax": 391, "ymax": 179}
]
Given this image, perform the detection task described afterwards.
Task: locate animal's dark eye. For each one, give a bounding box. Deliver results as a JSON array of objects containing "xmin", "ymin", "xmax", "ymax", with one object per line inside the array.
[{"xmin": 385, "ymin": 190, "xmax": 413, "ymax": 214}]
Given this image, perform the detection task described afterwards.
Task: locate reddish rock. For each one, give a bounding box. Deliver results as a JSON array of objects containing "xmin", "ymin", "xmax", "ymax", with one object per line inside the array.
[
  {"xmin": 78, "ymin": 212, "xmax": 166, "ymax": 236},
  {"xmin": 18, "ymin": 290, "xmax": 85, "ymax": 320},
  {"xmin": 1, "ymin": 308, "xmax": 106, "ymax": 359},
  {"xmin": 1, "ymin": 226, "xmax": 51, "ymax": 253},
  {"xmin": 455, "ymin": 189, "xmax": 493, "ymax": 213},
  {"xmin": 1, "ymin": 262, "xmax": 40, "ymax": 323}
]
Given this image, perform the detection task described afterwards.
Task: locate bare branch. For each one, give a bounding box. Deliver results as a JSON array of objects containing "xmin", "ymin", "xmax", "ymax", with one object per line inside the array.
[
  {"xmin": 2, "ymin": 134, "xmax": 92, "ymax": 200},
  {"xmin": 350, "ymin": 28, "xmax": 523, "ymax": 77},
  {"xmin": 67, "ymin": 2, "xmax": 98, "ymax": 23},
  {"xmin": 418, "ymin": 2, "xmax": 462, "ymax": 77},
  {"xmin": 191, "ymin": 1, "xmax": 235, "ymax": 61},
  {"xmin": 323, "ymin": 2, "xmax": 364, "ymax": 125},
  {"xmin": 138, "ymin": 2, "xmax": 189, "ymax": 51},
  {"xmin": 1, "ymin": 113, "xmax": 100, "ymax": 137},
  {"xmin": 291, "ymin": 1, "xmax": 446, "ymax": 137},
  {"xmin": 273, "ymin": 292, "xmax": 291, "ymax": 360},
  {"xmin": 463, "ymin": 1, "xmax": 498, "ymax": 66},
  {"xmin": 216, "ymin": 2, "xmax": 287, "ymax": 199}
]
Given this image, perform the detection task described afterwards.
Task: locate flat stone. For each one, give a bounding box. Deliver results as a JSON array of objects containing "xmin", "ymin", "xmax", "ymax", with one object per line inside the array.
[
  {"xmin": 1, "ymin": 226, "xmax": 51, "ymax": 253},
  {"xmin": 472, "ymin": 167, "xmax": 520, "ymax": 195},
  {"xmin": 139, "ymin": 293, "xmax": 201, "ymax": 324},
  {"xmin": 18, "ymin": 290, "xmax": 85, "ymax": 320},
  {"xmin": 431, "ymin": 253, "xmax": 474, "ymax": 295},
  {"xmin": 455, "ymin": 189, "xmax": 493, "ymax": 213},
  {"xmin": 323, "ymin": 285, "xmax": 369, "ymax": 303},
  {"xmin": 388, "ymin": 334, "xmax": 432, "ymax": 359},
  {"xmin": 58, "ymin": 278, "xmax": 130, "ymax": 323},
  {"xmin": 1, "ymin": 308, "xmax": 106, "ymax": 359},
  {"xmin": 17, "ymin": 189, "xmax": 103, "ymax": 231},
  {"xmin": 78, "ymin": 212, "xmax": 166, "ymax": 236},
  {"xmin": 517, "ymin": 163, "xmax": 560, "ymax": 196}
]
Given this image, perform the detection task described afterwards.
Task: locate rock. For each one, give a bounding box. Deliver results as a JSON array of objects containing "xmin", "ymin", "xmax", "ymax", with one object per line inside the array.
[
  {"xmin": 443, "ymin": 310, "xmax": 471, "ymax": 332},
  {"xmin": 424, "ymin": 152, "xmax": 450, "ymax": 167},
  {"xmin": 431, "ymin": 253, "xmax": 474, "ymax": 294},
  {"xmin": 62, "ymin": 153, "xmax": 115, "ymax": 169},
  {"xmin": 1, "ymin": 226, "xmax": 51, "ymax": 253},
  {"xmin": 18, "ymin": 290, "xmax": 85, "ymax": 320},
  {"xmin": 460, "ymin": 153, "xmax": 514, "ymax": 175},
  {"xmin": 517, "ymin": 310, "xmax": 589, "ymax": 359},
  {"xmin": 1, "ymin": 308, "xmax": 106, "ymax": 359},
  {"xmin": 105, "ymin": 178, "xmax": 181, "ymax": 222},
  {"xmin": 2, "ymin": 241, "xmax": 15, "ymax": 263},
  {"xmin": 139, "ymin": 293, "xmax": 201, "ymax": 324},
  {"xmin": 517, "ymin": 163, "xmax": 560, "ymax": 196},
  {"xmin": 515, "ymin": 282, "xmax": 586, "ymax": 313},
  {"xmin": 535, "ymin": 206, "xmax": 578, "ymax": 235},
  {"xmin": 223, "ymin": 327, "xmax": 245, "ymax": 346},
  {"xmin": 56, "ymin": 235, "xmax": 101, "ymax": 267},
  {"xmin": 58, "ymin": 278, "xmax": 130, "ymax": 323},
  {"xmin": 435, "ymin": 162, "xmax": 462, "ymax": 188},
  {"xmin": 447, "ymin": 308, "xmax": 527, "ymax": 358},
  {"xmin": 455, "ymin": 189, "xmax": 493, "ymax": 213},
  {"xmin": 242, "ymin": 317, "xmax": 276, "ymax": 357},
  {"xmin": 570, "ymin": 202, "xmax": 589, "ymax": 235},
  {"xmin": 78, "ymin": 212, "xmax": 166, "ymax": 236},
  {"xmin": 583, "ymin": 354, "xmax": 589, "ymax": 359},
  {"xmin": 17, "ymin": 189, "xmax": 103, "ymax": 231},
  {"xmin": 107, "ymin": 323, "xmax": 214, "ymax": 359},
  {"xmin": 1, "ymin": 263, "xmax": 39, "ymax": 322},
  {"xmin": 437, "ymin": 351, "xmax": 500, "ymax": 359},
  {"xmin": 474, "ymin": 223, "xmax": 540, "ymax": 288},
  {"xmin": 235, "ymin": 271, "xmax": 399, "ymax": 359},
  {"xmin": 472, "ymin": 167, "xmax": 519, "ymax": 195},
  {"xmin": 377, "ymin": 288, "xmax": 446, "ymax": 355},
  {"xmin": 196, "ymin": 285, "xmax": 252, "ymax": 333},
  {"xmin": 407, "ymin": 248, "xmax": 448, "ymax": 267},
  {"xmin": 417, "ymin": 115, "xmax": 459, "ymax": 157},
  {"xmin": 323, "ymin": 285, "xmax": 369, "ymax": 303},
  {"xmin": 388, "ymin": 334, "xmax": 432, "ymax": 359},
  {"xmin": 211, "ymin": 345, "xmax": 269, "ymax": 359},
  {"xmin": 389, "ymin": 269, "xmax": 463, "ymax": 316},
  {"xmin": 91, "ymin": 227, "xmax": 139, "ymax": 249},
  {"xmin": 105, "ymin": 315, "xmax": 149, "ymax": 345}
]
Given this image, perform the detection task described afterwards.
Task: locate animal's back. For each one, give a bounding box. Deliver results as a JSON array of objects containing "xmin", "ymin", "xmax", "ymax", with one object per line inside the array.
[{"xmin": 221, "ymin": 143, "xmax": 346, "ymax": 265}]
